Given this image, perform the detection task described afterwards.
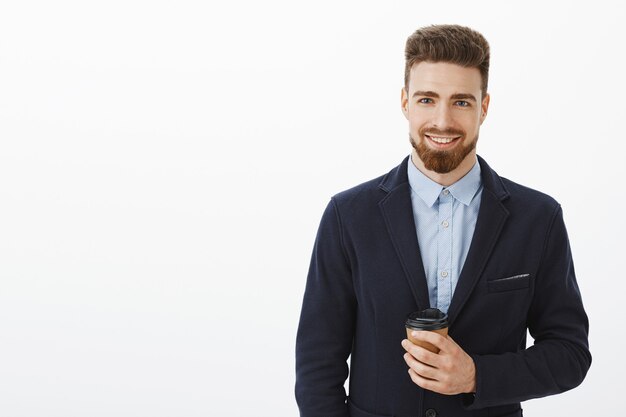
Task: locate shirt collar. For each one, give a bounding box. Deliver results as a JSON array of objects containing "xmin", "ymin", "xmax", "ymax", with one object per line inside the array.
[{"xmin": 407, "ymin": 155, "xmax": 482, "ymax": 207}]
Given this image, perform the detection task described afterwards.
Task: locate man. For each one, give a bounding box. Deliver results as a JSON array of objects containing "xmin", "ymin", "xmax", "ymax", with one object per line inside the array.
[{"xmin": 295, "ymin": 24, "xmax": 591, "ymax": 417}]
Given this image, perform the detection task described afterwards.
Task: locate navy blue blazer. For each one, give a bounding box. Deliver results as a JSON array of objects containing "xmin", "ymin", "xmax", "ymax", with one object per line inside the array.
[{"xmin": 295, "ymin": 155, "xmax": 591, "ymax": 417}]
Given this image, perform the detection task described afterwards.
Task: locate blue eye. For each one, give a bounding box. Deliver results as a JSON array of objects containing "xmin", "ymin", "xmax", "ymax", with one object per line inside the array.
[
  {"xmin": 455, "ymin": 101, "xmax": 470, "ymax": 107},
  {"xmin": 418, "ymin": 98, "xmax": 433, "ymax": 104}
]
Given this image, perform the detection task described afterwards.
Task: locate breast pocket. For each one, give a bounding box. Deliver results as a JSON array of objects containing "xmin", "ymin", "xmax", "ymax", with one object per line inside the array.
[{"xmin": 487, "ymin": 273, "xmax": 531, "ymax": 293}]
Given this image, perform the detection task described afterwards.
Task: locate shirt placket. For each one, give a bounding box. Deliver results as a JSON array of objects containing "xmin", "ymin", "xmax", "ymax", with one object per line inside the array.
[{"xmin": 437, "ymin": 189, "xmax": 453, "ymax": 313}]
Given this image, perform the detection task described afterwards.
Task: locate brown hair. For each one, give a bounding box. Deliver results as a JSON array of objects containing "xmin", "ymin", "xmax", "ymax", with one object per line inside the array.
[{"xmin": 404, "ymin": 24, "xmax": 490, "ymax": 97}]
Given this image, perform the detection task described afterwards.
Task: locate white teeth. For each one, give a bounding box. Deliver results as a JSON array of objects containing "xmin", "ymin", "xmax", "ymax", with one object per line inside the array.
[{"xmin": 428, "ymin": 136, "xmax": 459, "ymax": 144}]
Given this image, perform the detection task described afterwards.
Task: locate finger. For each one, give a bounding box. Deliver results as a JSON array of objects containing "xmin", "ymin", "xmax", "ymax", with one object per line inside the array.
[
  {"xmin": 410, "ymin": 330, "xmax": 451, "ymax": 353},
  {"xmin": 445, "ymin": 334, "xmax": 460, "ymax": 348},
  {"xmin": 403, "ymin": 352, "xmax": 439, "ymax": 380},
  {"xmin": 402, "ymin": 339, "xmax": 442, "ymax": 368},
  {"xmin": 408, "ymin": 368, "xmax": 441, "ymax": 393}
]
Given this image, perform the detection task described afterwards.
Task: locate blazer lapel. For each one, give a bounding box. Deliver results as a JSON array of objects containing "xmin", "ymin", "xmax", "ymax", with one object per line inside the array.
[
  {"xmin": 377, "ymin": 155, "xmax": 511, "ymax": 320},
  {"xmin": 378, "ymin": 157, "xmax": 430, "ymax": 310},
  {"xmin": 447, "ymin": 156, "xmax": 510, "ymax": 325}
]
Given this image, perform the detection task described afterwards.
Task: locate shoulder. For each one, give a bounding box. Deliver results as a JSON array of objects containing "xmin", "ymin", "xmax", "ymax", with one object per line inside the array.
[
  {"xmin": 478, "ymin": 155, "xmax": 561, "ymax": 216},
  {"xmin": 333, "ymin": 174, "xmax": 387, "ymax": 203},
  {"xmin": 329, "ymin": 156, "xmax": 410, "ymax": 211},
  {"xmin": 324, "ymin": 174, "xmax": 387, "ymax": 222},
  {"xmin": 501, "ymin": 176, "xmax": 559, "ymax": 207},
  {"xmin": 329, "ymin": 154, "xmax": 410, "ymax": 213}
]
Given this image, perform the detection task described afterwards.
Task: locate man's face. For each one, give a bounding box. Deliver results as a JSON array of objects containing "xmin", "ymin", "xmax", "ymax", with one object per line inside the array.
[{"xmin": 401, "ymin": 61, "xmax": 490, "ymax": 174}]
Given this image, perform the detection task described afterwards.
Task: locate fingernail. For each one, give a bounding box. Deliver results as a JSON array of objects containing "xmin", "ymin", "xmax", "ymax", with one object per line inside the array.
[{"xmin": 401, "ymin": 339, "xmax": 407, "ymax": 347}]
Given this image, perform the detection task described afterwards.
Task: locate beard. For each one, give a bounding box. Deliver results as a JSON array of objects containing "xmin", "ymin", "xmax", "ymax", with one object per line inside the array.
[{"xmin": 409, "ymin": 127, "xmax": 478, "ymax": 174}]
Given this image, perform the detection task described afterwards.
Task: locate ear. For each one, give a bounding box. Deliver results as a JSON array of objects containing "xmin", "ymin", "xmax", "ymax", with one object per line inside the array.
[
  {"xmin": 401, "ymin": 87, "xmax": 409, "ymax": 120},
  {"xmin": 479, "ymin": 93, "xmax": 490, "ymax": 125}
]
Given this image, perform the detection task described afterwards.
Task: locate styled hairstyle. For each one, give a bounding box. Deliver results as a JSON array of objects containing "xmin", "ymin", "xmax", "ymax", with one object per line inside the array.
[{"xmin": 404, "ymin": 24, "xmax": 490, "ymax": 97}]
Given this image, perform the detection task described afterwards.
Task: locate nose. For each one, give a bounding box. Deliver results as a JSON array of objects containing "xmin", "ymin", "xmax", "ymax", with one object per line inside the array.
[{"xmin": 432, "ymin": 103, "xmax": 454, "ymax": 129}]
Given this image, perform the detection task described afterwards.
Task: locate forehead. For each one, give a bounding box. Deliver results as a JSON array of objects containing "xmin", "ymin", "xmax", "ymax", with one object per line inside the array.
[{"xmin": 408, "ymin": 61, "xmax": 482, "ymax": 95}]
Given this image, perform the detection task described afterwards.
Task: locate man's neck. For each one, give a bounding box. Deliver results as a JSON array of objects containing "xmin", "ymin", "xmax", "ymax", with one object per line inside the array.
[{"xmin": 410, "ymin": 151, "xmax": 477, "ymax": 187}]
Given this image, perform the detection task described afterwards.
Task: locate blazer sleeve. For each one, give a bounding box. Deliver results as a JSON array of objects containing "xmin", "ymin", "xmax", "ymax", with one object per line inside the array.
[
  {"xmin": 465, "ymin": 204, "xmax": 592, "ymax": 409},
  {"xmin": 295, "ymin": 198, "xmax": 357, "ymax": 417}
]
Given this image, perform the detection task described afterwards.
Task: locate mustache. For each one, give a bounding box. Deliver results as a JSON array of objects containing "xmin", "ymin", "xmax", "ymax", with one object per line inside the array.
[{"xmin": 418, "ymin": 126, "xmax": 465, "ymax": 137}]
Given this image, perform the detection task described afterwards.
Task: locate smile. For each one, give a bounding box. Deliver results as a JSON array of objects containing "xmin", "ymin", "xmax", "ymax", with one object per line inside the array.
[{"xmin": 425, "ymin": 135, "xmax": 462, "ymax": 146}]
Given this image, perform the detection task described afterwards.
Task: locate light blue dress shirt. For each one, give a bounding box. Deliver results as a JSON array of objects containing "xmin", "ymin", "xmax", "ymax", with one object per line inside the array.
[{"xmin": 407, "ymin": 155, "xmax": 483, "ymax": 313}]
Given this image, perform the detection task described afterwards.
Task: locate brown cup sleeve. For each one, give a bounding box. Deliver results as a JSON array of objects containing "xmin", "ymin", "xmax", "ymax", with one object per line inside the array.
[{"xmin": 406, "ymin": 326, "xmax": 449, "ymax": 354}]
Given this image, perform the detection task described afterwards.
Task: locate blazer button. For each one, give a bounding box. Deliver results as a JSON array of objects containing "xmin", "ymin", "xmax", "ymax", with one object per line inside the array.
[{"xmin": 425, "ymin": 408, "xmax": 437, "ymax": 417}]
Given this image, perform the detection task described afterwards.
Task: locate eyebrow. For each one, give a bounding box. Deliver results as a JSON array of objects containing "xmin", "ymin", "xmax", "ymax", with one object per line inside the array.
[{"xmin": 412, "ymin": 90, "xmax": 478, "ymax": 102}]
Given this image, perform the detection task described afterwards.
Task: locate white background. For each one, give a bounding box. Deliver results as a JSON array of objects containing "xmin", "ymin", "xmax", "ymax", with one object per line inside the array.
[{"xmin": 0, "ymin": 0, "xmax": 624, "ymax": 415}]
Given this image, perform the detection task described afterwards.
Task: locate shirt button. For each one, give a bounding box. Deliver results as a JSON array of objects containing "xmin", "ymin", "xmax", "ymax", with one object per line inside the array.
[
  {"xmin": 441, "ymin": 271, "xmax": 448, "ymax": 278},
  {"xmin": 425, "ymin": 409, "xmax": 437, "ymax": 417},
  {"xmin": 441, "ymin": 220, "xmax": 449, "ymax": 228},
  {"xmin": 443, "ymin": 189, "xmax": 449, "ymax": 195}
]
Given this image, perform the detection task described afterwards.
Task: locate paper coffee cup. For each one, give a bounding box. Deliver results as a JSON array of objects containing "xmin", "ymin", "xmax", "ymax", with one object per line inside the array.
[{"xmin": 405, "ymin": 308, "xmax": 449, "ymax": 353}]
